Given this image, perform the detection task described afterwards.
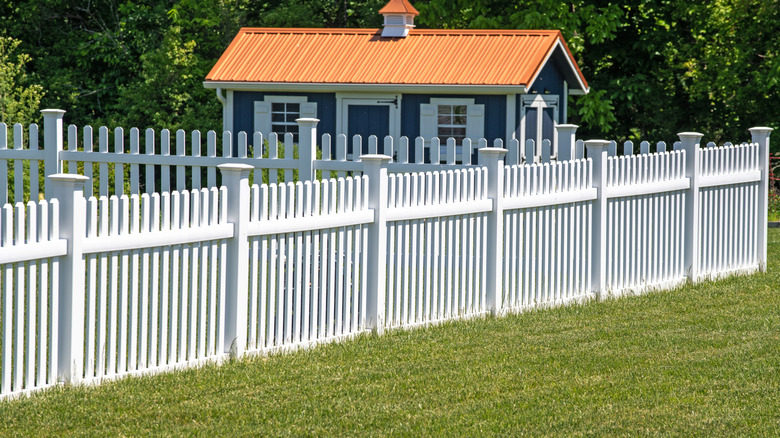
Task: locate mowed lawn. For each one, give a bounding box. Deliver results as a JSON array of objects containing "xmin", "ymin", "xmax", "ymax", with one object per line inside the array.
[{"xmin": 1, "ymin": 229, "xmax": 778, "ymax": 436}]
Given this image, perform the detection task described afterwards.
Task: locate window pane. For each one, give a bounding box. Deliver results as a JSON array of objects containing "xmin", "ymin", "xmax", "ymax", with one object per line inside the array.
[
  {"xmin": 438, "ymin": 115, "xmax": 451, "ymax": 125},
  {"xmin": 286, "ymin": 113, "xmax": 298, "ymax": 122},
  {"xmin": 288, "ymin": 103, "xmax": 300, "ymax": 112},
  {"xmin": 272, "ymin": 103, "xmax": 284, "ymax": 112},
  {"xmin": 272, "ymin": 113, "xmax": 285, "ymax": 122},
  {"xmin": 453, "ymin": 115, "xmax": 466, "ymax": 125},
  {"xmin": 453, "ymin": 105, "xmax": 467, "ymax": 115},
  {"xmin": 452, "ymin": 128, "xmax": 466, "ymax": 138},
  {"xmin": 438, "ymin": 105, "xmax": 451, "ymax": 115}
]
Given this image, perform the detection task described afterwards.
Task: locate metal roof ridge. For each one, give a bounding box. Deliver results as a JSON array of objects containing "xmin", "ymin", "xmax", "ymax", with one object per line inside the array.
[{"xmin": 238, "ymin": 27, "xmax": 562, "ymax": 36}]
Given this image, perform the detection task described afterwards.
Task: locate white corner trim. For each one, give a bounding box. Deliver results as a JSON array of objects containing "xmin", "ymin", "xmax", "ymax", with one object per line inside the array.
[
  {"xmin": 224, "ymin": 90, "xmax": 234, "ymax": 134},
  {"xmin": 506, "ymin": 94, "xmax": 517, "ymax": 142}
]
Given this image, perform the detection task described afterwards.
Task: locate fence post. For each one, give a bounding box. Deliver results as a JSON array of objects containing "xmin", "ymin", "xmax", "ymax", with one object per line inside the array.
[
  {"xmin": 584, "ymin": 140, "xmax": 610, "ymax": 297},
  {"xmin": 218, "ymin": 163, "xmax": 253, "ymax": 357},
  {"xmin": 479, "ymin": 147, "xmax": 508, "ymax": 314},
  {"xmin": 42, "ymin": 110, "xmax": 66, "ymax": 198},
  {"xmin": 49, "ymin": 173, "xmax": 89, "ymax": 383},
  {"xmin": 362, "ymin": 154, "xmax": 392, "ymax": 333},
  {"xmin": 556, "ymin": 124, "xmax": 578, "ymax": 162},
  {"xmin": 296, "ymin": 118, "xmax": 319, "ymax": 182},
  {"xmin": 749, "ymin": 127, "xmax": 773, "ymax": 272},
  {"xmin": 678, "ymin": 132, "xmax": 704, "ymax": 283}
]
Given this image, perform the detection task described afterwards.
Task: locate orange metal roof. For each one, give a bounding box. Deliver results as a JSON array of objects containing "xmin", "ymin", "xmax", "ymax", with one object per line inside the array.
[
  {"xmin": 206, "ymin": 28, "xmax": 588, "ymax": 89},
  {"xmin": 378, "ymin": 0, "xmax": 419, "ymax": 15}
]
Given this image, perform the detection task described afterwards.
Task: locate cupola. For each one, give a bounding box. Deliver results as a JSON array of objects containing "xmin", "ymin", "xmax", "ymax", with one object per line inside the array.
[{"xmin": 379, "ymin": 0, "xmax": 419, "ymax": 38}]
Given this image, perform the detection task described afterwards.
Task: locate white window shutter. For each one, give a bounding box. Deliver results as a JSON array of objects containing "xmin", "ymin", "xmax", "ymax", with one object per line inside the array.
[
  {"xmin": 420, "ymin": 104, "xmax": 436, "ymax": 139},
  {"xmin": 301, "ymin": 102, "xmax": 317, "ymax": 118},
  {"xmin": 253, "ymin": 101, "xmax": 271, "ymax": 135},
  {"xmin": 466, "ymin": 104, "xmax": 485, "ymax": 141}
]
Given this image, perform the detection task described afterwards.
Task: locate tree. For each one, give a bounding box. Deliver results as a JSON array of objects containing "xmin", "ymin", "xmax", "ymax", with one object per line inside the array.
[
  {"xmin": 0, "ymin": 36, "xmax": 44, "ymax": 125},
  {"xmin": 416, "ymin": 0, "xmax": 779, "ymax": 144},
  {"xmin": 416, "ymin": 0, "xmax": 623, "ymax": 137}
]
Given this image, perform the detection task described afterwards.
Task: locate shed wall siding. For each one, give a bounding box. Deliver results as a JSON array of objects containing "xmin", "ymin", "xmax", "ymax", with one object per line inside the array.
[{"xmin": 528, "ymin": 61, "xmax": 565, "ymax": 99}]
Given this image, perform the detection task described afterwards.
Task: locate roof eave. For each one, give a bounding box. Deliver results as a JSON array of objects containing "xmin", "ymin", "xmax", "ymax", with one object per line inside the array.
[{"xmin": 203, "ymin": 81, "xmax": 528, "ymax": 94}]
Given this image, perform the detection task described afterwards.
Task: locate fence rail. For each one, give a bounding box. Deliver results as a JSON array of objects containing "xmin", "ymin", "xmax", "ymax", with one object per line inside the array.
[{"xmin": 0, "ymin": 114, "xmax": 773, "ymax": 400}]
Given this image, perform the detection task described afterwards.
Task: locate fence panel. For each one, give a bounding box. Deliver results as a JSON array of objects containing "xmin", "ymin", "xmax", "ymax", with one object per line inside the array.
[
  {"xmin": 0, "ymin": 123, "xmax": 44, "ymax": 205},
  {"xmin": 0, "ymin": 200, "xmax": 64, "ymax": 399},
  {"xmin": 604, "ymin": 150, "xmax": 688, "ymax": 293},
  {"xmin": 697, "ymin": 142, "xmax": 761, "ymax": 278},
  {"xmin": 58, "ymin": 127, "xmax": 302, "ymax": 198},
  {"xmin": 385, "ymin": 167, "xmax": 491, "ymax": 327},
  {"xmin": 80, "ymin": 188, "xmax": 230, "ymax": 382},
  {"xmin": 502, "ymin": 159, "xmax": 595, "ymax": 308},
  {"xmin": 245, "ymin": 175, "xmax": 373, "ymax": 353}
]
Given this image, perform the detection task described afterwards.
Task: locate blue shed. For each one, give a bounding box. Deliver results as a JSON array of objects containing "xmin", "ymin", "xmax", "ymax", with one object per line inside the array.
[{"xmin": 204, "ymin": 0, "xmax": 589, "ymax": 159}]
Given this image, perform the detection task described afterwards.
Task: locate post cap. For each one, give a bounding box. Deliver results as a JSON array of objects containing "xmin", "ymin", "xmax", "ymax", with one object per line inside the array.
[
  {"xmin": 218, "ymin": 163, "xmax": 254, "ymax": 173},
  {"xmin": 295, "ymin": 118, "xmax": 320, "ymax": 125},
  {"xmin": 41, "ymin": 109, "xmax": 66, "ymax": 116},
  {"xmin": 360, "ymin": 154, "xmax": 393, "ymax": 163},
  {"xmin": 677, "ymin": 132, "xmax": 704, "ymax": 138},
  {"xmin": 48, "ymin": 174, "xmax": 89, "ymax": 183},
  {"xmin": 478, "ymin": 147, "xmax": 508, "ymax": 155},
  {"xmin": 48, "ymin": 174, "xmax": 89, "ymax": 191},
  {"xmin": 556, "ymin": 124, "xmax": 579, "ymax": 130},
  {"xmin": 584, "ymin": 140, "xmax": 611, "ymax": 147},
  {"xmin": 748, "ymin": 127, "xmax": 773, "ymax": 138}
]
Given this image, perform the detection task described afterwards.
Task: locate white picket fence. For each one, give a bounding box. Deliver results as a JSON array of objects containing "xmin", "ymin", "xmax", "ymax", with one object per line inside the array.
[
  {"xmin": 1, "ymin": 112, "xmax": 584, "ymax": 203},
  {"xmin": 0, "ymin": 113, "xmax": 773, "ymax": 400}
]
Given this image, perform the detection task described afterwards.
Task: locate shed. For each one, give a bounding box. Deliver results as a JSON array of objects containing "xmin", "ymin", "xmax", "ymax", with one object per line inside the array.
[{"xmin": 204, "ymin": 0, "xmax": 589, "ymax": 159}]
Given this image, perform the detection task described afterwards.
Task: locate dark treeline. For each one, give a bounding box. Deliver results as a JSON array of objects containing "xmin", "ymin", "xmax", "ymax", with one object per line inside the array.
[{"xmin": 1, "ymin": 0, "xmax": 777, "ymax": 147}]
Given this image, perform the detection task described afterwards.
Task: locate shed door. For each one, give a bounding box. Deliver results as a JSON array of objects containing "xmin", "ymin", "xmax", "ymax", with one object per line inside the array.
[
  {"xmin": 348, "ymin": 104, "xmax": 390, "ymax": 157},
  {"xmin": 341, "ymin": 97, "xmax": 399, "ymax": 159},
  {"xmin": 521, "ymin": 95, "xmax": 559, "ymax": 160}
]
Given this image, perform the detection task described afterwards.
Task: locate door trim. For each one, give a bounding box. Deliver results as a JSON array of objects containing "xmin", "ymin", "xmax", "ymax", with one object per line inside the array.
[
  {"xmin": 519, "ymin": 94, "xmax": 559, "ymax": 159},
  {"xmin": 336, "ymin": 93, "xmax": 402, "ymax": 140}
]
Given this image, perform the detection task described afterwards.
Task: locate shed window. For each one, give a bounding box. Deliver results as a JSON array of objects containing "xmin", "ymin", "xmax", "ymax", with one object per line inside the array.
[
  {"xmin": 437, "ymin": 104, "xmax": 468, "ymax": 144},
  {"xmin": 420, "ymin": 98, "xmax": 485, "ymax": 163},
  {"xmin": 271, "ymin": 102, "xmax": 300, "ymax": 141},
  {"xmin": 254, "ymin": 97, "xmax": 317, "ymax": 142}
]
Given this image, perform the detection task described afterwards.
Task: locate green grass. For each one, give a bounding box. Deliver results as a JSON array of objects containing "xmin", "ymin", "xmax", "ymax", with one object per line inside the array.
[
  {"xmin": 1, "ymin": 230, "xmax": 779, "ymax": 436},
  {"xmin": 769, "ymin": 189, "xmax": 780, "ymax": 221}
]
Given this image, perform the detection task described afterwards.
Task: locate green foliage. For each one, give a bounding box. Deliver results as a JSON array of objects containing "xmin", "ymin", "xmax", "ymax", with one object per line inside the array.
[
  {"xmin": 418, "ymin": 0, "xmax": 779, "ymax": 142},
  {"xmin": 0, "ymin": 0, "xmax": 776, "ymax": 142},
  {"xmin": 116, "ymin": 26, "xmax": 220, "ymax": 132},
  {"xmin": 769, "ymin": 190, "xmax": 780, "ymax": 222},
  {"xmin": 572, "ymin": 90, "xmax": 617, "ymax": 134},
  {"xmin": 0, "ymin": 36, "xmax": 44, "ymax": 125}
]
